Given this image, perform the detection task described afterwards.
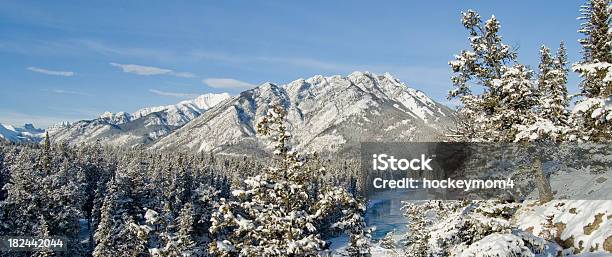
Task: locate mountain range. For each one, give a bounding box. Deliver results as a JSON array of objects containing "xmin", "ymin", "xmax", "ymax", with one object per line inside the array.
[
  {"xmin": 0, "ymin": 123, "xmax": 45, "ymax": 143},
  {"xmin": 1, "ymin": 72, "xmax": 454, "ymax": 155}
]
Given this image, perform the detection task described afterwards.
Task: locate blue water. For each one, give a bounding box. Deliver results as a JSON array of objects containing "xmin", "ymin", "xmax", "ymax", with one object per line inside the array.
[
  {"xmin": 327, "ymin": 189, "xmax": 430, "ymax": 254},
  {"xmin": 365, "ymin": 189, "xmax": 430, "ymax": 240}
]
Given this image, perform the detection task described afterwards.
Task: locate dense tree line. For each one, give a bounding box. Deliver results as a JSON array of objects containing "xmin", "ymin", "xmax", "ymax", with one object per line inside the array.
[{"xmin": 0, "ymin": 107, "xmax": 364, "ymax": 257}]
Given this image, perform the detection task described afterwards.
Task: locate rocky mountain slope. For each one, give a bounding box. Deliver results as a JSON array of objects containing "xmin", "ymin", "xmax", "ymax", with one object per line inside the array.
[
  {"xmin": 151, "ymin": 72, "xmax": 454, "ymax": 156},
  {"xmin": 47, "ymin": 93, "xmax": 231, "ymax": 147}
]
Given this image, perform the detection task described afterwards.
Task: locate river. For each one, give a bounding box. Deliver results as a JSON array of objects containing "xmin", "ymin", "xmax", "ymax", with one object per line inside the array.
[{"xmin": 328, "ymin": 188, "xmax": 428, "ymax": 254}]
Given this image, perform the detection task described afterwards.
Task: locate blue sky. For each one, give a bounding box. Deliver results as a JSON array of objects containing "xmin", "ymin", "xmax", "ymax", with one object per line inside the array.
[{"xmin": 1, "ymin": 0, "xmax": 586, "ymax": 128}]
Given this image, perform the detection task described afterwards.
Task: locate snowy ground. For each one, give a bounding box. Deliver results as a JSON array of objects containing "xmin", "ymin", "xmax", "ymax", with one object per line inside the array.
[
  {"xmin": 327, "ymin": 166, "xmax": 611, "ymax": 256},
  {"xmin": 526, "ymin": 166, "xmax": 611, "ymax": 201},
  {"xmin": 516, "ymin": 167, "xmax": 611, "ymax": 254}
]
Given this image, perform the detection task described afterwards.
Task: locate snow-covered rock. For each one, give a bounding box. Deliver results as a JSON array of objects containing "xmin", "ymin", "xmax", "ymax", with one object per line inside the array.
[
  {"xmin": 516, "ymin": 200, "xmax": 611, "ymax": 254},
  {"xmin": 457, "ymin": 233, "xmax": 534, "ymax": 257}
]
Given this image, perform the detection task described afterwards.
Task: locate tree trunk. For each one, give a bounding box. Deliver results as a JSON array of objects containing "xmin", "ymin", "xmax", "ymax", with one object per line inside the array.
[{"xmin": 533, "ymin": 157, "xmax": 553, "ymax": 203}]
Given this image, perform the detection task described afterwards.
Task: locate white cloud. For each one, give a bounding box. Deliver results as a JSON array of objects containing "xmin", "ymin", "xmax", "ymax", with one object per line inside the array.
[
  {"xmin": 43, "ymin": 89, "xmax": 91, "ymax": 96},
  {"xmin": 110, "ymin": 62, "xmax": 172, "ymax": 75},
  {"xmin": 110, "ymin": 62, "xmax": 196, "ymax": 77},
  {"xmin": 27, "ymin": 67, "xmax": 75, "ymax": 77},
  {"xmin": 149, "ymin": 89, "xmax": 198, "ymax": 99},
  {"xmin": 173, "ymin": 72, "xmax": 197, "ymax": 78},
  {"xmin": 203, "ymin": 78, "xmax": 256, "ymax": 90}
]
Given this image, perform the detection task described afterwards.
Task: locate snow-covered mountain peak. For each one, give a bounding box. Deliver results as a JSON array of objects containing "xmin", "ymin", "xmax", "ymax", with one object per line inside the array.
[
  {"xmin": 100, "ymin": 111, "xmax": 132, "ymax": 125},
  {"xmin": 280, "ymin": 72, "xmax": 442, "ymax": 118},
  {"xmin": 184, "ymin": 92, "xmax": 232, "ymax": 110},
  {"xmin": 258, "ymin": 82, "xmax": 282, "ymax": 92},
  {"xmin": 129, "ymin": 92, "xmax": 232, "ymax": 125},
  {"xmin": 152, "ymin": 71, "xmax": 454, "ymax": 154}
]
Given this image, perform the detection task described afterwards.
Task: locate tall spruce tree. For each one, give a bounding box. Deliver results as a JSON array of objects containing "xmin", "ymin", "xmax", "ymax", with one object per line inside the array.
[
  {"xmin": 516, "ymin": 43, "xmax": 570, "ymax": 142},
  {"xmin": 571, "ymin": 0, "xmax": 612, "ymax": 141},
  {"xmin": 550, "ymin": 42, "xmax": 570, "ymax": 124},
  {"xmin": 208, "ymin": 104, "xmax": 368, "ymax": 256},
  {"xmin": 448, "ymin": 10, "xmax": 520, "ymax": 141},
  {"xmin": 450, "ymin": 10, "xmax": 556, "ymax": 203}
]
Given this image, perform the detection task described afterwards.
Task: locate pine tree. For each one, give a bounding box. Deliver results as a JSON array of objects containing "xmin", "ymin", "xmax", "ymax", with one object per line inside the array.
[
  {"xmin": 402, "ymin": 203, "xmax": 431, "ymax": 257},
  {"xmin": 449, "ymin": 10, "xmax": 558, "ymax": 203},
  {"xmin": 93, "ymin": 165, "xmax": 147, "ymax": 257},
  {"xmin": 1, "ymin": 144, "xmax": 85, "ymax": 255},
  {"xmin": 379, "ymin": 230, "xmax": 396, "ymax": 249},
  {"xmin": 80, "ymin": 142, "xmax": 114, "ymax": 251},
  {"xmin": 92, "ymin": 183, "xmax": 118, "ymax": 257},
  {"xmin": 448, "ymin": 10, "xmax": 520, "ymax": 142},
  {"xmin": 116, "ymin": 213, "xmax": 148, "ymax": 256},
  {"xmin": 515, "ymin": 43, "xmax": 570, "ymax": 142},
  {"xmin": 537, "ymin": 44, "xmax": 569, "ymax": 127},
  {"xmin": 493, "ymin": 64, "xmax": 540, "ymax": 141},
  {"xmin": 33, "ymin": 215, "xmax": 55, "ymax": 257},
  {"xmin": 571, "ymin": 0, "xmax": 612, "ymax": 141},
  {"xmin": 538, "ymin": 45, "xmax": 554, "ymax": 97},
  {"xmin": 578, "ymin": 0, "xmax": 612, "ymax": 69},
  {"xmin": 43, "ymin": 131, "xmax": 51, "ymax": 173},
  {"xmin": 209, "ymin": 105, "xmax": 325, "ymax": 256},
  {"xmin": 173, "ymin": 202, "xmax": 197, "ymax": 256},
  {"xmin": 209, "ymin": 104, "xmax": 367, "ymax": 257},
  {"xmin": 550, "ymin": 42, "xmax": 570, "ymax": 124}
]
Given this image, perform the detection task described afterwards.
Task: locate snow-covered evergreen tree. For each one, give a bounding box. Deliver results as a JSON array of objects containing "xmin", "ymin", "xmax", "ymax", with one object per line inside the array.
[
  {"xmin": 513, "ymin": 43, "xmax": 570, "ymax": 142},
  {"xmin": 553, "ymin": 42, "xmax": 570, "ymax": 113},
  {"xmin": 402, "ymin": 202, "xmax": 432, "ymax": 257},
  {"xmin": 93, "ymin": 162, "xmax": 148, "ymax": 257},
  {"xmin": 175, "ymin": 202, "xmax": 197, "ymax": 256},
  {"xmin": 116, "ymin": 213, "xmax": 148, "ymax": 256},
  {"xmin": 150, "ymin": 202, "xmax": 197, "ymax": 257},
  {"xmin": 209, "ymin": 104, "xmax": 367, "ymax": 257},
  {"xmin": 448, "ymin": 10, "xmax": 524, "ymax": 142},
  {"xmin": 401, "ymin": 200, "xmax": 528, "ymax": 257},
  {"xmin": 319, "ymin": 187, "xmax": 370, "ymax": 257},
  {"xmin": 539, "ymin": 43, "xmax": 570, "ymax": 127},
  {"xmin": 492, "ymin": 64, "xmax": 540, "ymax": 141},
  {"xmin": 209, "ymin": 105, "xmax": 324, "ymax": 256},
  {"xmin": 379, "ymin": 230, "xmax": 396, "ymax": 249},
  {"xmin": 32, "ymin": 215, "xmax": 55, "ymax": 257},
  {"xmin": 92, "ymin": 182, "xmax": 118, "ymax": 257},
  {"xmin": 571, "ymin": 0, "xmax": 612, "ymax": 141},
  {"xmin": 0, "ymin": 139, "xmax": 85, "ymax": 256}
]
